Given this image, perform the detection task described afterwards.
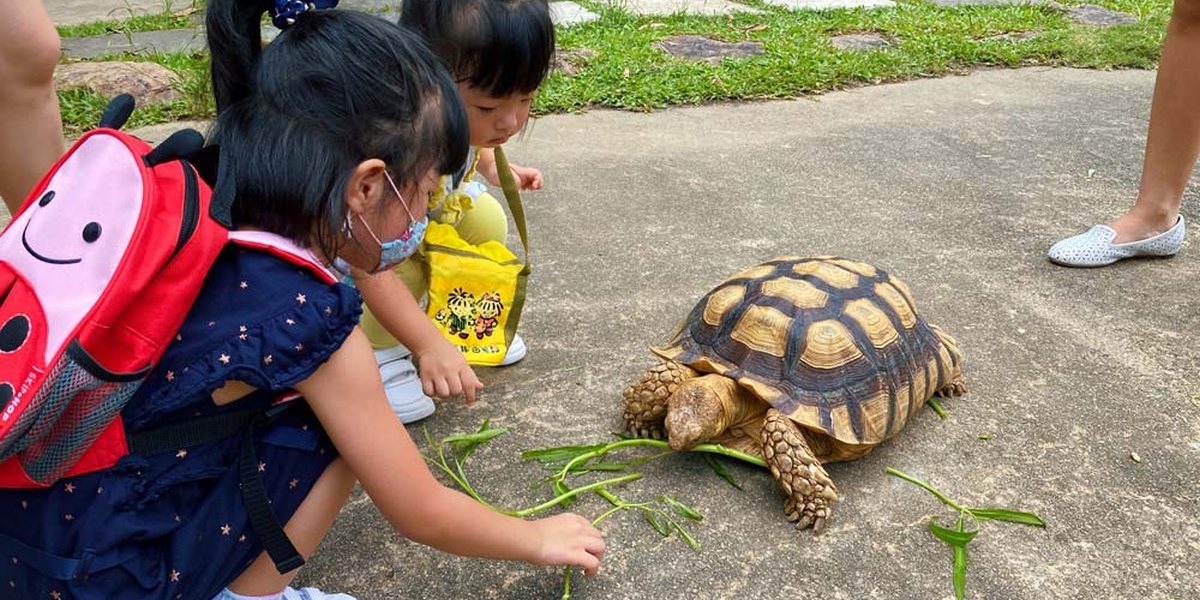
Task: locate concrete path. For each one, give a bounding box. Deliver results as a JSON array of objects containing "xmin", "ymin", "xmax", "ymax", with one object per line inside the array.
[{"xmin": 277, "ymin": 67, "xmax": 1198, "ymax": 599}]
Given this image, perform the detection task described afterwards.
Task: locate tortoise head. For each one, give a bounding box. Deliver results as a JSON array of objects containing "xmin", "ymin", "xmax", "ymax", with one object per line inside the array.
[{"xmin": 664, "ymin": 375, "xmax": 740, "ymax": 451}]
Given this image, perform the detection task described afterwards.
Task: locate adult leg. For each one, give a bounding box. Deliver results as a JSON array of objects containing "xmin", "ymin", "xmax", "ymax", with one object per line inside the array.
[
  {"xmin": 0, "ymin": 0, "xmax": 63, "ymax": 212},
  {"xmin": 1109, "ymin": 0, "xmax": 1200, "ymax": 242}
]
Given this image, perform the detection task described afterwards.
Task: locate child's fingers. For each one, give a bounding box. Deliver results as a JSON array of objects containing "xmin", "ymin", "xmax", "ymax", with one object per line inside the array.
[{"xmin": 432, "ymin": 377, "xmax": 451, "ymax": 398}]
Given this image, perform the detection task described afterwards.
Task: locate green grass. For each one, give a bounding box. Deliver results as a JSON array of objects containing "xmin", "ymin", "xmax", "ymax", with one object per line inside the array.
[
  {"xmin": 537, "ymin": 0, "xmax": 1170, "ymax": 113},
  {"xmin": 56, "ymin": 0, "xmax": 1171, "ymax": 133},
  {"xmin": 57, "ymin": 7, "xmax": 199, "ymax": 39}
]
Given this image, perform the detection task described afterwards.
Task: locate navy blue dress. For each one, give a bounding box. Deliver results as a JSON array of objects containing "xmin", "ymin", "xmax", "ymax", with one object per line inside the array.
[{"xmin": 0, "ymin": 245, "xmax": 362, "ymax": 600}]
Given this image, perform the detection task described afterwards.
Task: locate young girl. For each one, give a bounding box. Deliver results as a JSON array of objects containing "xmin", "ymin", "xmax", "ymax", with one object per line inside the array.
[
  {"xmin": 353, "ymin": 0, "xmax": 554, "ymax": 423},
  {"xmin": 0, "ymin": 2, "xmax": 604, "ymax": 599}
]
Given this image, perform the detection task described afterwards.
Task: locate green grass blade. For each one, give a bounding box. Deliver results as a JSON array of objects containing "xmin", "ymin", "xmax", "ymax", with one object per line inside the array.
[
  {"xmin": 521, "ymin": 443, "xmax": 610, "ymax": 465},
  {"xmin": 671, "ymin": 520, "xmax": 702, "ymax": 552},
  {"xmin": 662, "ymin": 496, "xmax": 704, "ymax": 521},
  {"xmin": 645, "ymin": 511, "xmax": 671, "ymax": 537},
  {"xmin": 929, "ymin": 518, "xmax": 978, "ymax": 546},
  {"xmin": 967, "ymin": 507, "xmax": 1046, "ymax": 527},
  {"xmin": 702, "ymin": 454, "xmax": 743, "ymax": 489}
]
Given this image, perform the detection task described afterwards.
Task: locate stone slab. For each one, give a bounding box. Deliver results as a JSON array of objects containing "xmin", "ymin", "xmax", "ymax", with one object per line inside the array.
[
  {"xmin": 550, "ymin": 1, "xmax": 601, "ymax": 26},
  {"xmin": 831, "ymin": 32, "xmax": 892, "ymax": 50},
  {"xmin": 1068, "ymin": 4, "xmax": 1139, "ymax": 26},
  {"xmin": 656, "ymin": 35, "xmax": 766, "ymax": 64},
  {"xmin": 44, "ymin": 0, "xmax": 184, "ymax": 26},
  {"xmin": 61, "ymin": 29, "xmax": 205, "ymax": 59},
  {"xmin": 604, "ymin": 0, "xmax": 763, "ymax": 16}
]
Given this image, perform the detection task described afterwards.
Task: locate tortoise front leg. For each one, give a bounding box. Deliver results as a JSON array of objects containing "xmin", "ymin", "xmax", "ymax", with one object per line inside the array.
[
  {"xmin": 622, "ymin": 361, "xmax": 698, "ymax": 439},
  {"xmin": 762, "ymin": 409, "xmax": 839, "ymax": 534}
]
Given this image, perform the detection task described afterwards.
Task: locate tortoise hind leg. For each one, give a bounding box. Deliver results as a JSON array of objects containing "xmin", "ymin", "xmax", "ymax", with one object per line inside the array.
[
  {"xmin": 762, "ymin": 409, "xmax": 839, "ymax": 534},
  {"xmin": 931, "ymin": 324, "xmax": 967, "ymax": 397},
  {"xmin": 622, "ymin": 361, "xmax": 698, "ymax": 439}
]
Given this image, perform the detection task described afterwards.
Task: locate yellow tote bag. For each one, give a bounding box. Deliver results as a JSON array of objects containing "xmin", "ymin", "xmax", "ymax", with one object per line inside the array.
[{"xmin": 425, "ymin": 147, "xmax": 529, "ymax": 366}]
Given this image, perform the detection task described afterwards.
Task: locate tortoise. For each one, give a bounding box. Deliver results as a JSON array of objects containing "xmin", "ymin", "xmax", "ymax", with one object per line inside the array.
[{"xmin": 621, "ymin": 256, "xmax": 965, "ymax": 533}]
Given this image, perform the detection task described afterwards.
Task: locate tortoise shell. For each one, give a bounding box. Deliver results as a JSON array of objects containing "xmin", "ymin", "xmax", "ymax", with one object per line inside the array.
[{"xmin": 654, "ymin": 257, "xmax": 957, "ymax": 446}]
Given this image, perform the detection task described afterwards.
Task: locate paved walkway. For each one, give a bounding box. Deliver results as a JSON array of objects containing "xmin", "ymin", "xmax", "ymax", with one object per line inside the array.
[{"xmin": 290, "ymin": 67, "xmax": 1195, "ymax": 599}]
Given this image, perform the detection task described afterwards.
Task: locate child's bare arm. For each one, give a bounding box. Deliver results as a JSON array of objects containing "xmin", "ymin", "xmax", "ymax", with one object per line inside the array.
[
  {"xmin": 295, "ymin": 329, "xmax": 606, "ymax": 574},
  {"xmin": 354, "ymin": 268, "xmax": 482, "ymax": 402},
  {"xmin": 476, "ymin": 147, "xmax": 543, "ymax": 191}
]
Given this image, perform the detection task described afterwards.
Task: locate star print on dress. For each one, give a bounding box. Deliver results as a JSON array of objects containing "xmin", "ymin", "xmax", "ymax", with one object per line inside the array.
[
  {"xmin": 219, "ymin": 354, "xmax": 231, "ymax": 365},
  {"xmin": 170, "ymin": 569, "xmax": 180, "ymax": 582},
  {"xmin": 176, "ymin": 449, "xmax": 188, "ymax": 459},
  {"xmin": 63, "ymin": 483, "xmax": 75, "ymax": 493},
  {"xmin": 240, "ymin": 281, "xmax": 248, "ymax": 289},
  {"xmin": 263, "ymin": 354, "xmax": 274, "ymax": 365},
  {"xmin": 166, "ymin": 370, "xmax": 175, "ymax": 381},
  {"xmin": 238, "ymin": 534, "xmax": 246, "ymax": 543},
  {"xmin": 258, "ymin": 461, "xmax": 266, "ymax": 472},
  {"xmin": 63, "ymin": 514, "xmax": 74, "ymax": 522},
  {"xmin": 295, "ymin": 343, "xmax": 304, "ymax": 352},
  {"xmin": 289, "ymin": 478, "xmax": 299, "ymax": 489},
  {"xmin": 286, "ymin": 318, "xmax": 296, "ymax": 326},
  {"xmin": 239, "ymin": 325, "xmax": 247, "ymax": 333},
  {"xmin": 296, "ymin": 293, "xmax": 307, "ymax": 304},
  {"xmin": 50, "ymin": 591, "xmax": 61, "ymax": 600},
  {"xmin": 220, "ymin": 524, "xmax": 232, "ymax": 536}
]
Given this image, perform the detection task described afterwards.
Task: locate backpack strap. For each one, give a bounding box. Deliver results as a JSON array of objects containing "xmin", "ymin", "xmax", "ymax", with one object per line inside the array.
[{"xmin": 227, "ymin": 230, "xmax": 337, "ymax": 284}]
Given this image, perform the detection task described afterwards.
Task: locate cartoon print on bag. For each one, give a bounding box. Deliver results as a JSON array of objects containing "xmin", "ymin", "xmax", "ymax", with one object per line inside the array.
[
  {"xmin": 0, "ymin": 135, "xmax": 145, "ymax": 363},
  {"xmin": 0, "ymin": 315, "xmax": 31, "ymax": 354},
  {"xmin": 474, "ymin": 292, "xmax": 503, "ymax": 340},
  {"xmin": 446, "ymin": 288, "xmax": 477, "ymax": 340}
]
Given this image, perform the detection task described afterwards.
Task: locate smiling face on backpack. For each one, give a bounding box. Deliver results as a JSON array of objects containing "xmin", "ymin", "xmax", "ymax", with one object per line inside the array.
[{"xmin": 0, "ymin": 134, "xmax": 145, "ymax": 360}]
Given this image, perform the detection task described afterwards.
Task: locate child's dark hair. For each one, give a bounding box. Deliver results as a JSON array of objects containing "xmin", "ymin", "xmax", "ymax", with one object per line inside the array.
[
  {"xmin": 400, "ymin": 0, "xmax": 555, "ymax": 97},
  {"xmin": 206, "ymin": 0, "xmax": 468, "ymax": 258}
]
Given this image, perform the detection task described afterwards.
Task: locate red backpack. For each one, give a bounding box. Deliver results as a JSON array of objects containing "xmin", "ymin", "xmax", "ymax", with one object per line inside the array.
[{"xmin": 0, "ymin": 96, "xmax": 229, "ymax": 488}]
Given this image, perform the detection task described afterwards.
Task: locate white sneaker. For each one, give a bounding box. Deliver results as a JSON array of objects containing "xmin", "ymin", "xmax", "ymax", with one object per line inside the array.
[
  {"xmin": 499, "ymin": 333, "xmax": 527, "ymax": 366},
  {"xmin": 282, "ymin": 587, "xmax": 357, "ymax": 600},
  {"xmin": 375, "ymin": 345, "xmax": 435, "ymax": 423}
]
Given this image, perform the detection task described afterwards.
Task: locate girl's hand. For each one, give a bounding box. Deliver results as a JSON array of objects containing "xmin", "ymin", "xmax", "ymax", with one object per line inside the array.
[
  {"xmin": 415, "ymin": 342, "xmax": 483, "ymax": 403},
  {"xmin": 530, "ymin": 514, "xmax": 606, "ymax": 576},
  {"xmin": 509, "ymin": 164, "xmax": 543, "ymax": 191}
]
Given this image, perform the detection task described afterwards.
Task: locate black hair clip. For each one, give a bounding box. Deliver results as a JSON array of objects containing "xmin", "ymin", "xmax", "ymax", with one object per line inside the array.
[{"xmin": 270, "ymin": 0, "xmax": 340, "ymax": 30}]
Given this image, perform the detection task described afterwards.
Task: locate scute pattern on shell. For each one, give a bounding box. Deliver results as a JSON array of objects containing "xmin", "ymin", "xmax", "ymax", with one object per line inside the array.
[{"xmin": 654, "ymin": 257, "xmax": 954, "ymax": 446}]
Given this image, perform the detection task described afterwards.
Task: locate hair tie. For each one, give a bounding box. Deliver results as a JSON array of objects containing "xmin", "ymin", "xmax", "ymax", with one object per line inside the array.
[{"xmin": 271, "ymin": 0, "xmax": 339, "ymax": 30}]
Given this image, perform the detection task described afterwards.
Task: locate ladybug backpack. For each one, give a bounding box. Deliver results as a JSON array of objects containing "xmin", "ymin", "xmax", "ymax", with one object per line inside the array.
[{"xmin": 0, "ymin": 96, "xmax": 323, "ymax": 574}]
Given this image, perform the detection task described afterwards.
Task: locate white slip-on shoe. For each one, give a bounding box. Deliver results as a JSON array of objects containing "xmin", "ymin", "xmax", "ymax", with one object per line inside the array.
[
  {"xmin": 281, "ymin": 587, "xmax": 357, "ymax": 600},
  {"xmin": 1048, "ymin": 215, "xmax": 1185, "ymax": 267},
  {"xmin": 375, "ymin": 345, "xmax": 435, "ymax": 423},
  {"xmin": 499, "ymin": 333, "xmax": 527, "ymax": 366}
]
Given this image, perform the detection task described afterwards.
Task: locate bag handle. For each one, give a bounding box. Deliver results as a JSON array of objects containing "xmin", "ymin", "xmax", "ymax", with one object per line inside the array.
[{"xmin": 493, "ymin": 147, "xmax": 530, "ymax": 276}]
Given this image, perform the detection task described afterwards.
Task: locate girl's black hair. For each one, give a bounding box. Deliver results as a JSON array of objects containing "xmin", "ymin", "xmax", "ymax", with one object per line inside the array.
[
  {"xmin": 205, "ymin": 0, "xmax": 469, "ymax": 259},
  {"xmin": 400, "ymin": 0, "xmax": 555, "ymax": 97}
]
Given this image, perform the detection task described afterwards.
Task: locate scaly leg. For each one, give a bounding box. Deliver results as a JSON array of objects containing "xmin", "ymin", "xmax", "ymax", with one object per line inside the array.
[
  {"xmin": 621, "ymin": 361, "xmax": 697, "ymax": 439},
  {"xmin": 762, "ymin": 409, "xmax": 839, "ymax": 534}
]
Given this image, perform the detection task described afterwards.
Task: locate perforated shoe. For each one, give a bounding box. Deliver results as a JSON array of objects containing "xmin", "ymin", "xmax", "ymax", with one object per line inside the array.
[{"xmin": 1048, "ymin": 215, "xmax": 1185, "ymax": 267}]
